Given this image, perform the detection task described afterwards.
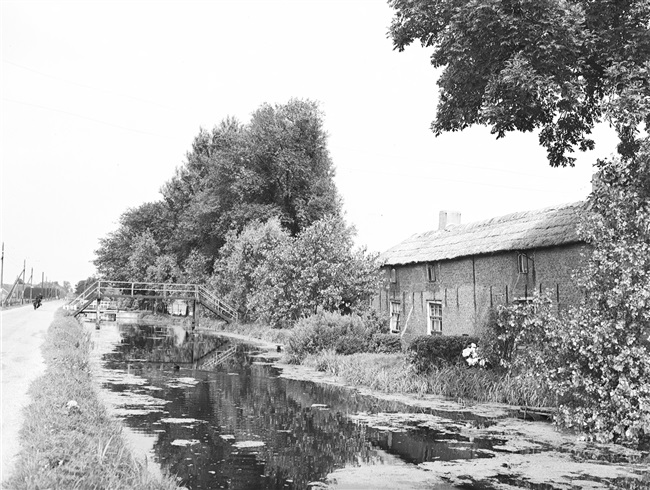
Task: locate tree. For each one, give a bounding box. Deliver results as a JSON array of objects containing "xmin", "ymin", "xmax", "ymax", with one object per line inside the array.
[
  {"xmin": 250, "ymin": 216, "xmax": 381, "ymax": 327},
  {"xmin": 389, "ymin": 0, "xmax": 650, "ymax": 167},
  {"xmin": 94, "ymin": 201, "xmax": 172, "ymax": 280},
  {"xmin": 246, "ymin": 99, "xmax": 342, "ymax": 234},
  {"xmin": 211, "ymin": 218, "xmax": 290, "ymax": 320},
  {"xmin": 74, "ymin": 276, "xmax": 96, "ymax": 295},
  {"xmin": 160, "ymin": 99, "xmax": 342, "ymax": 263},
  {"xmin": 94, "ymin": 99, "xmax": 343, "ymax": 287},
  {"xmin": 547, "ymin": 143, "xmax": 650, "ymax": 444},
  {"xmin": 126, "ymin": 231, "xmax": 160, "ymax": 282}
]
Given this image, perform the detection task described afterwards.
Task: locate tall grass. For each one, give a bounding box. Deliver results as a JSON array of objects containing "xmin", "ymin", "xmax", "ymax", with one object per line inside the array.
[
  {"xmin": 5, "ymin": 311, "xmax": 180, "ymax": 490},
  {"xmin": 303, "ymin": 351, "xmax": 555, "ymax": 407}
]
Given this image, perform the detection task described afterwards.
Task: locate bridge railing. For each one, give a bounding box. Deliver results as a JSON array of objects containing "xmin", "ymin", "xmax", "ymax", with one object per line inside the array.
[
  {"xmin": 197, "ymin": 286, "xmax": 238, "ymax": 322},
  {"xmin": 67, "ymin": 280, "xmax": 237, "ymax": 322}
]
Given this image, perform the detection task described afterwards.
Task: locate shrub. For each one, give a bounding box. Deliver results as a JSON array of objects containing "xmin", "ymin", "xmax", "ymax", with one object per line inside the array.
[
  {"xmin": 369, "ymin": 333, "xmax": 403, "ymax": 353},
  {"xmin": 286, "ymin": 310, "xmax": 395, "ymax": 363},
  {"xmin": 407, "ymin": 335, "xmax": 480, "ymax": 373},
  {"xmin": 481, "ymin": 293, "xmax": 558, "ymax": 372}
]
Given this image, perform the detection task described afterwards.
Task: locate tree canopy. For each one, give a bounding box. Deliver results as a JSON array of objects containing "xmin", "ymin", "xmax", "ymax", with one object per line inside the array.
[
  {"xmin": 94, "ymin": 99, "xmax": 342, "ymax": 282},
  {"xmin": 389, "ymin": 0, "xmax": 650, "ymax": 166}
]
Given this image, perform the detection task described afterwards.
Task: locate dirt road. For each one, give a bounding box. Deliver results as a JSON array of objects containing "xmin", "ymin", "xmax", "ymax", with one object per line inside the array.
[{"xmin": 1, "ymin": 301, "xmax": 62, "ymax": 485}]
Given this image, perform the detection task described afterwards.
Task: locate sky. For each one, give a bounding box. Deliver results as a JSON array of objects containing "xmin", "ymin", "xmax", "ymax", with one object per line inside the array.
[{"xmin": 1, "ymin": 0, "xmax": 620, "ymax": 288}]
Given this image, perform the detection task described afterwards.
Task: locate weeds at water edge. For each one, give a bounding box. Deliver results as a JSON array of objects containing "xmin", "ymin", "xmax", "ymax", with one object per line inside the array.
[{"xmin": 303, "ymin": 351, "xmax": 556, "ymax": 407}]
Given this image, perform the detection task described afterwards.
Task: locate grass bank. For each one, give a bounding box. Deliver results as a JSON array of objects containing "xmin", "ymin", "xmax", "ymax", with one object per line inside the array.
[
  {"xmin": 303, "ymin": 350, "xmax": 555, "ymax": 407},
  {"xmin": 5, "ymin": 311, "xmax": 181, "ymax": 490}
]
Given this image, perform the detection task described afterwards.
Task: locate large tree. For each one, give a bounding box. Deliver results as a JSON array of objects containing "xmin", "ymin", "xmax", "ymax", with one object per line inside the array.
[
  {"xmin": 389, "ymin": 0, "xmax": 650, "ymax": 166},
  {"xmin": 160, "ymin": 98, "xmax": 342, "ymax": 263},
  {"xmin": 95, "ymin": 99, "xmax": 342, "ymax": 280}
]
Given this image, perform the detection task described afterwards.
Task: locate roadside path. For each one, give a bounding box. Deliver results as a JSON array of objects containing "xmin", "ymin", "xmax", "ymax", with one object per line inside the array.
[{"xmin": 0, "ymin": 300, "xmax": 63, "ymax": 485}]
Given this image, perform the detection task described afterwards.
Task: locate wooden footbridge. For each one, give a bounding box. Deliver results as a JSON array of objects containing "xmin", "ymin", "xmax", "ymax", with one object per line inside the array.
[{"xmin": 67, "ymin": 280, "xmax": 237, "ymax": 326}]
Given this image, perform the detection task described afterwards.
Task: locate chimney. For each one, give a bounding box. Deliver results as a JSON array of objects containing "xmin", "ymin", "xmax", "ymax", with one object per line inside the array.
[{"xmin": 439, "ymin": 210, "xmax": 461, "ymax": 230}]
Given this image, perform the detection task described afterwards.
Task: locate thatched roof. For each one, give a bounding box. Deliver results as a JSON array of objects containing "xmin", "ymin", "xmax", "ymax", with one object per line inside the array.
[{"xmin": 380, "ymin": 202, "xmax": 585, "ymax": 266}]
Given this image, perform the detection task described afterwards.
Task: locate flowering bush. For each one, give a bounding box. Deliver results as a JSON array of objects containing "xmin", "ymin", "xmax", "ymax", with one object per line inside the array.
[
  {"xmin": 462, "ymin": 343, "xmax": 488, "ymax": 368},
  {"xmin": 481, "ymin": 294, "xmax": 557, "ymax": 373},
  {"xmin": 407, "ymin": 335, "xmax": 480, "ymax": 373},
  {"xmin": 545, "ymin": 146, "xmax": 650, "ymax": 445}
]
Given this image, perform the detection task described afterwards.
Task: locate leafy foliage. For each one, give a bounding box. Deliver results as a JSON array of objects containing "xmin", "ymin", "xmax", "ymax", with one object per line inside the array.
[
  {"xmin": 160, "ymin": 98, "xmax": 342, "ymax": 263},
  {"xmin": 286, "ymin": 310, "xmax": 398, "ymax": 363},
  {"xmin": 214, "ymin": 216, "xmax": 380, "ymax": 327},
  {"xmin": 250, "ymin": 216, "xmax": 381, "ymax": 327},
  {"xmin": 74, "ymin": 276, "xmax": 96, "ymax": 295},
  {"xmin": 475, "ymin": 147, "xmax": 650, "ymax": 444},
  {"xmin": 407, "ymin": 335, "xmax": 480, "ymax": 373},
  {"xmin": 94, "ymin": 99, "xmax": 341, "ymax": 284},
  {"xmin": 211, "ymin": 219, "xmax": 290, "ymax": 320},
  {"xmin": 389, "ymin": 0, "xmax": 650, "ymax": 166},
  {"xmin": 481, "ymin": 294, "xmax": 558, "ymax": 372},
  {"xmin": 547, "ymin": 143, "xmax": 650, "ymax": 444}
]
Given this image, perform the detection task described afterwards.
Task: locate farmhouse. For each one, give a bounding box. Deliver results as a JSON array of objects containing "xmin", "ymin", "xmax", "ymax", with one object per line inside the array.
[{"xmin": 373, "ymin": 202, "xmax": 588, "ymax": 341}]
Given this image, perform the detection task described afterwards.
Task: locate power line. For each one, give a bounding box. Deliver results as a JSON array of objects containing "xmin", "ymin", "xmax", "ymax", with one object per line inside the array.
[
  {"xmin": 2, "ymin": 59, "xmax": 178, "ymax": 112},
  {"xmin": 2, "ymin": 97, "xmax": 167, "ymax": 138}
]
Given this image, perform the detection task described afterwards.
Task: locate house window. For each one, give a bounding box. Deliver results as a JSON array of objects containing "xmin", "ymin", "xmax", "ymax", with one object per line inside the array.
[
  {"xmin": 427, "ymin": 263, "xmax": 439, "ymax": 282},
  {"xmin": 427, "ymin": 301, "xmax": 442, "ymax": 335},
  {"xmin": 389, "ymin": 301, "xmax": 401, "ymax": 333},
  {"xmin": 390, "ymin": 268, "xmax": 397, "ymax": 283},
  {"xmin": 517, "ymin": 252, "xmax": 529, "ymax": 274}
]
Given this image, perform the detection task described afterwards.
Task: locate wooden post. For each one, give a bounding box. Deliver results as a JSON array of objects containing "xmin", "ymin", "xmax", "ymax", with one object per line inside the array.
[
  {"xmin": 192, "ymin": 300, "xmax": 197, "ymax": 330},
  {"xmin": 96, "ymin": 296, "xmax": 101, "ymax": 326}
]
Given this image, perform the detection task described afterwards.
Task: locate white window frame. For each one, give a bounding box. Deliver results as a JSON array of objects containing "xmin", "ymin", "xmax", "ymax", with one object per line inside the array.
[
  {"xmin": 389, "ymin": 301, "xmax": 401, "ymax": 333},
  {"xmin": 427, "ymin": 301, "xmax": 443, "ymax": 335}
]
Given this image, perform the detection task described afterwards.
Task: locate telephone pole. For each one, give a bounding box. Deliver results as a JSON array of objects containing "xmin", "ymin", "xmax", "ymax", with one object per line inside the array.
[{"xmin": 1, "ymin": 242, "xmax": 4, "ymax": 299}]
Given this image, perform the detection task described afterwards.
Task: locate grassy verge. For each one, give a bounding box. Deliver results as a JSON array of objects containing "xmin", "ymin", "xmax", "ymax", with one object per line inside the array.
[
  {"xmin": 303, "ymin": 350, "xmax": 555, "ymax": 407},
  {"xmin": 5, "ymin": 311, "xmax": 181, "ymax": 490}
]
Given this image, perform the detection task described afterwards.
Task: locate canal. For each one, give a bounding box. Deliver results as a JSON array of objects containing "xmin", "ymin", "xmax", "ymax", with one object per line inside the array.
[{"xmin": 89, "ymin": 322, "xmax": 509, "ymax": 489}]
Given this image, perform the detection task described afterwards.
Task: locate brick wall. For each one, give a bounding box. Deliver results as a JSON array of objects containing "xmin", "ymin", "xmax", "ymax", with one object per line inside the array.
[{"xmin": 373, "ymin": 243, "xmax": 588, "ymax": 341}]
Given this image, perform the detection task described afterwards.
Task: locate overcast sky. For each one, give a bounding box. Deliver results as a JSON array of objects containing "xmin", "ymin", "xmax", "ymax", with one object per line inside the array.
[{"xmin": 1, "ymin": 0, "xmax": 619, "ymax": 287}]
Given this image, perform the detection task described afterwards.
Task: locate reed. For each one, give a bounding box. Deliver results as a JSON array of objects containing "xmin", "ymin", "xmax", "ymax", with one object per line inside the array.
[{"xmin": 303, "ymin": 351, "xmax": 555, "ymax": 407}]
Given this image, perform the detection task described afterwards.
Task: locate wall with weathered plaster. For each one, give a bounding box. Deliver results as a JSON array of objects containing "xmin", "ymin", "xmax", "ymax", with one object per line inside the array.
[{"xmin": 373, "ymin": 243, "xmax": 588, "ymax": 341}]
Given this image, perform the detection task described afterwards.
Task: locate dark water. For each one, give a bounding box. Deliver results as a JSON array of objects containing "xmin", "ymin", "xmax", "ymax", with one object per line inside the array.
[{"xmin": 94, "ymin": 323, "xmax": 507, "ymax": 490}]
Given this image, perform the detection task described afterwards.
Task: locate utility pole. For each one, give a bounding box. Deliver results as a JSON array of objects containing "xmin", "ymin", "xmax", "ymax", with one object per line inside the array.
[
  {"xmin": 1, "ymin": 242, "xmax": 4, "ymax": 303},
  {"xmin": 29, "ymin": 267, "xmax": 33, "ymax": 302},
  {"xmin": 41, "ymin": 272, "xmax": 44, "ymax": 299},
  {"xmin": 21, "ymin": 260, "xmax": 26, "ymax": 304}
]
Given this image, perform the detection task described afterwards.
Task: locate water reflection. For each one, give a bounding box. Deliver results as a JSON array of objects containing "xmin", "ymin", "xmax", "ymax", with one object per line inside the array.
[{"xmin": 93, "ymin": 323, "xmax": 504, "ymax": 490}]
